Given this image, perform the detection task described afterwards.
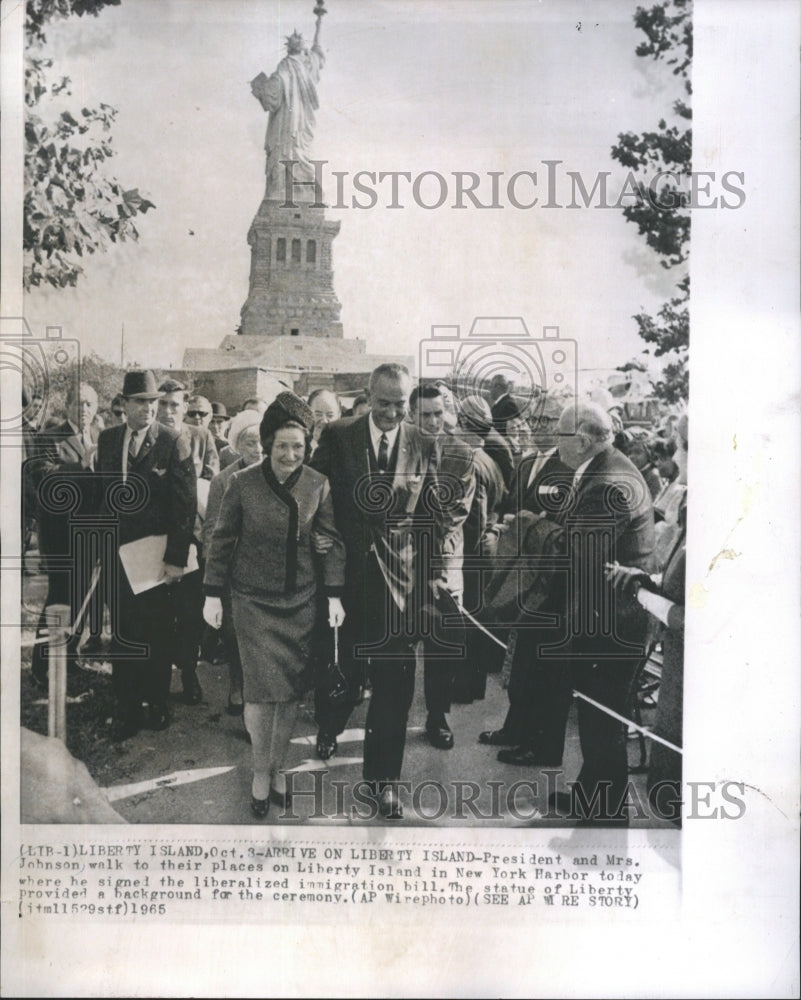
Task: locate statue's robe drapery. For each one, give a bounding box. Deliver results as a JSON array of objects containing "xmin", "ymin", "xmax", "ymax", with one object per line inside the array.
[{"xmin": 251, "ymin": 45, "xmax": 325, "ymax": 200}]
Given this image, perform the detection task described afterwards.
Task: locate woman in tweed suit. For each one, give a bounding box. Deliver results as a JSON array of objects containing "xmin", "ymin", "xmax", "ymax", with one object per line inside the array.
[{"xmin": 203, "ymin": 393, "xmax": 345, "ymax": 818}]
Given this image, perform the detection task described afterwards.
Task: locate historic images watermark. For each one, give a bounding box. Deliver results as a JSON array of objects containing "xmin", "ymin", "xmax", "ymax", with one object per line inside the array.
[
  {"xmin": 278, "ymin": 771, "xmax": 746, "ymax": 824},
  {"xmin": 280, "ymin": 159, "xmax": 746, "ymax": 211}
]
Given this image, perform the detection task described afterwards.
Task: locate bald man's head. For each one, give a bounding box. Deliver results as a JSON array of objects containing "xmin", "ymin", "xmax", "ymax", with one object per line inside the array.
[{"xmin": 556, "ymin": 401, "xmax": 614, "ymax": 469}]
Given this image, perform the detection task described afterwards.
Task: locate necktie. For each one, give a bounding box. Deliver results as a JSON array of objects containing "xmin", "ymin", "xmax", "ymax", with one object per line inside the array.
[
  {"xmin": 377, "ymin": 432, "xmax": 389, "ymax": 472},
  {"xmin": 128, "ymin": 429, "xmax": 139, "ymax": 463}
]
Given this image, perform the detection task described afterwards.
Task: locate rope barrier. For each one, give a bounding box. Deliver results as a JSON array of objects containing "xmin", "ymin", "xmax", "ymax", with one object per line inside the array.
[
  {"xmin": 572, "ymin": 688, "xmax": 683, "ymax": 755},
  {"xmin": 455, "ymin": 603, "xmax": 509, "ymax": 650},
  {"xmin": 20, "ymin": 563, "xmax": 101, "ymax": 647},
  {"xmin": 452, "ymin": 607, "xmax": 681, "ymax": 755},
  {"xmin": 20, "ymin": 563, "xmax": 682, "ymax": 755}
]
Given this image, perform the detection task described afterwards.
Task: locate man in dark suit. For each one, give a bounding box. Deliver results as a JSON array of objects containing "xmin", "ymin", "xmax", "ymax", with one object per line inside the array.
[
  {"xmin": 157, "ymin": 378, "xmax": 218, "ymax": 704},
  {"xmin": 488, "ymin": 374, "xmax": 520, "ymax": 439},
  {"xmin": 310, "ymin": 364, "xmax": 435, "ymax": 818},
  {"xmin": 546, "ymin": 400, "xmax": 655, "ymax": 824},
  {"xmin": 409, "ymin": 384, "xmax": 475, "ymax": 750},
  {"xmin": 449, "ymin": 396, "xmax": 508, "ymax": 703},
  {"xmin": 480, "ymin": 400, "xmax": 576, "ymax": 764},
  {"xmin": 209, "ymin": 401, "xmax": 229, "ymax": 453},
  {"xmin": 30, "ymin": 381, "xmax": 102, "ymax": 686},
  {"xmin": 96, "ymin": 370, "xmax": 197, "ymax": 740}
]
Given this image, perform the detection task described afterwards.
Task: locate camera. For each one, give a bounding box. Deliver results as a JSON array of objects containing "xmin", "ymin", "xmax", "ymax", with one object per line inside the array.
[
  {"xmin": 0, "ymin": 318, "xmax": 81, "ymax": 445},
  {"xmin": 418, "ymin": 317, "xmax": 576, "ymax": 429}
]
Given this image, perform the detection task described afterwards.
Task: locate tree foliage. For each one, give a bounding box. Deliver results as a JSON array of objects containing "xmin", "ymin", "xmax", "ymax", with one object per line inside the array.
[
  {"xmin": 611, "ymin": 0, "xmax": 691, "ymax": 404},
  {"xmin": 24, "ymin": 0, "xmax": 155, "ymax": 290}
]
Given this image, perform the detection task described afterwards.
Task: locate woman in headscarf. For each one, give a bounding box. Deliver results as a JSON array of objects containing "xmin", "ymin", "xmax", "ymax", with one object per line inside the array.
[{"xmin": 203, "ymin": 393, "xmax": 345, "ymax": 818}]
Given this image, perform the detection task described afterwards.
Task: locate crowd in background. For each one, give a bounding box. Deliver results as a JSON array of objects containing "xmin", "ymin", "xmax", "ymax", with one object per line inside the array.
[{"xmin": 21, "ymin": 366, "xmax": 687, "ymax": 824}]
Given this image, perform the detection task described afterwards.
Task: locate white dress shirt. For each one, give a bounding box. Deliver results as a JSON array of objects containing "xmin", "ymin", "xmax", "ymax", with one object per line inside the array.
[
  {"xmin": 367, "ymin": 414, "xmax": 400, "ymax": 465},
  {"xmin": 526, "ymin": 446, "xmax": 557, "ymax": 489},
  {"xmin": 572, "ymin": 457, "xmax": 593, "ymax": 490},
  {"xmin": 122, "ymin": 424, "xmax": 145, "ymax": 482}
]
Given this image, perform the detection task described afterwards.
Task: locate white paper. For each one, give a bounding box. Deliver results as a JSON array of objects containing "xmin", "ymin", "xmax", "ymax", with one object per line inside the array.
[{"xmin": 119, "ymin": 535, "xmax": 199, "ymax": 594}]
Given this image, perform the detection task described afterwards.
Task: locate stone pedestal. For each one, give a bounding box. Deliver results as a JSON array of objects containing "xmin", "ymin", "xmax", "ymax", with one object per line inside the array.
[{"xmin": 239, "ymin": 198, "xmax": 342, "ymax": 339}]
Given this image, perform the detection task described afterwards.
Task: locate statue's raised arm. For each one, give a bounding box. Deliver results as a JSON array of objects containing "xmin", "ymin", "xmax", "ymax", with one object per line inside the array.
[
  {"xmin": 312, "ymin": 1, "xmax": 326, "ymax": 53},
  {"xmin": 251, "ymin": 2, "xmax": 328, "ymax": 201}
]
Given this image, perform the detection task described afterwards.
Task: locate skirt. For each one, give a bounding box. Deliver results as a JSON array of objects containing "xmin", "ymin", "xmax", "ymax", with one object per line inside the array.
[{"xmin": 232, "ymin": 583, "xmax": 317, "ymax": 703}]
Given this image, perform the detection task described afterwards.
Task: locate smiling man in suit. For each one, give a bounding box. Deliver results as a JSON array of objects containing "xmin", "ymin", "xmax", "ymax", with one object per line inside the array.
[
  {"xmin": 95, "ymin": 370, "xmax": 197, "ymax": 741},
  {"xmin": 310, "ymin": 363, "xmax": 437, "ymax": 819},
  {"xmin": 481, "ymin": 396, "xmax": 575, "ymax": 764}
]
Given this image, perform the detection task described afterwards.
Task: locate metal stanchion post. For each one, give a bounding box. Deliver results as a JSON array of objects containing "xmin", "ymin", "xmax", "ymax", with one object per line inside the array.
[{"xmin": 46, "ymin": 604, "xmax": 70, "ymax": 742}]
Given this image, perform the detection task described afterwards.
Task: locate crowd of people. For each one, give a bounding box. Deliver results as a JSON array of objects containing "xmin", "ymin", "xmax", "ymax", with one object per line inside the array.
[{"xmin": 22, "ymin": 365, "xmax": 687, "ymax": 825}]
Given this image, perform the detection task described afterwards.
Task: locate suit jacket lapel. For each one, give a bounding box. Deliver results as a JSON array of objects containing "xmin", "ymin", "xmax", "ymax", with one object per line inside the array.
[
  {"xmin": 574, "ymin": 451, "xmax": 606, "ymax": 499},
  {"xmin": 131, "ymin": 422, "xmax": 158, "ymax": 468},
  {"xmin": 350, "ymin": 414, "xmax": 371, "ymax": 480},
  {"xmin": 106, "ymin": 424, "xmax": 126, "ymax": 475},
  {"xmin": 392, "ymin": 422, "xmax": 414, "ymax": 490}
]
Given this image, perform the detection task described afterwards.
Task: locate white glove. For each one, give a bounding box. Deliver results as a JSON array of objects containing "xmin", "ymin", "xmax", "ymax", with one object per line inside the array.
[
  {"xmin": 312, "ymin": 530, "xmax": 334, "ymax": 554},
  {"xmin": 327, "ymin": 597, "xmax": 345, "ymax": 628},
  {"xmin": 203, "ymin": 596, "xmax": 223, "ymax": 630}
]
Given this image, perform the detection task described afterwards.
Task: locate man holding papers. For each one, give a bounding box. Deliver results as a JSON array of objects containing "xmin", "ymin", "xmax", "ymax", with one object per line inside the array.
[{"xmin": 96, "ymin": 370, "xmax": 197, "ymax": 741}]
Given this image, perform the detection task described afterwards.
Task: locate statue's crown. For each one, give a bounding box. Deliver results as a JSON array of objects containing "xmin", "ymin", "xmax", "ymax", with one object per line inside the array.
[{"xmin": 285, "ymin": 30, "xmax": 305, "ymax": 52}]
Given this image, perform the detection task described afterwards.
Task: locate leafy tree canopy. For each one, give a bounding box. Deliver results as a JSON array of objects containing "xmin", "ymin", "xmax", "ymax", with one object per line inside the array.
[
  {"xmin": 612, "ymin": 0, "xmax": 691, "ymax": 404},
  {"xmin": 24, "ymin": 0, "xmax": 155, "ymax": 291}
]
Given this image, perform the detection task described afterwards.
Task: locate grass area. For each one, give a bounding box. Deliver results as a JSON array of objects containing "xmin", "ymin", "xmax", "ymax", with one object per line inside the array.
[{"xmin": 20, "ymin": 646, "xmax": 139, "ymax": 787}]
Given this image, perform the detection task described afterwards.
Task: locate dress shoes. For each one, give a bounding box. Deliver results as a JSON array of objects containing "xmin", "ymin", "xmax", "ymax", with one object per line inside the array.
[
  {"xmin": 181, "ymin": 670, "xmax": 203, "ymax": 705},
  {"xmin": 316, "ymin": 731, "xmax": 337, "ymax": 760},
  {"xmin": 377, "ymin": 785, "xmax": 403, "ymax": 820},
  {"xmin": 478, "ymin": 728, "xmax": 516, "ymax": 747},
  {"xmin": 250, "ymin": 796, "xmax": 270, "ymax": 820},
  {"xmin": 425, "ymin": 715, "xmax": 454, "ymax": 750},
  {"xmin": 144, "ymin": 703, "xmax": 172, "ymax": 731},
  {"xmin": 270, "ymin": 786, "xmax": 292, "ymax": 810},
  {"xmin": 497, "ymin": 746, "xmax": 562, "ymax": 767}
]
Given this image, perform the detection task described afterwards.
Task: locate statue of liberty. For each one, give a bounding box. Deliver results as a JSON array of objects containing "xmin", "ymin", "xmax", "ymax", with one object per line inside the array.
[{"xmin": 251, "ymin": 3, "xmax": 327, "ymax": 201}]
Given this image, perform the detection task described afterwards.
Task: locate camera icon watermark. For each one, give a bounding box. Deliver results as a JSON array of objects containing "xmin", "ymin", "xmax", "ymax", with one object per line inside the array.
[
  {"xmin": 0, "ymin": 317, "xmax": 80, "ymax": 447},
  {"xmin": 418, "ymin": 317, "xmax": 577, "ymax": 433}
]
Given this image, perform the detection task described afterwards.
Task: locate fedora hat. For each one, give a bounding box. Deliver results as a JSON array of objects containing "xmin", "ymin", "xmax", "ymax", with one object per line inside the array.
[{"xmin": 122, "ymin": 370, "xmax": 163, "ymax": 400}]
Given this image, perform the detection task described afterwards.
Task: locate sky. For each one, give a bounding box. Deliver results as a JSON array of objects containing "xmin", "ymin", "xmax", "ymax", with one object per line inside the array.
[{"xmin": 22, "ymin": 0, "xmax": 685, "ymax": 384}]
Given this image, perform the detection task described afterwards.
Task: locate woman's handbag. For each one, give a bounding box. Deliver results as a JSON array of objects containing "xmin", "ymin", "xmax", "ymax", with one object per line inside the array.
[{"xmin": 323, "ymin": 624, "xmax": 349, "ymax": 702}]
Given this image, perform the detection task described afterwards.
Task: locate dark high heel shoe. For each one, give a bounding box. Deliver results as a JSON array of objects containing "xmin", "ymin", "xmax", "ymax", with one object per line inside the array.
[
  {"xmin": 269, "ymin": 786, "xmax": 292, "ymax": 809},
  {"xmin": 250, "ymin": 795, "xmax": 269, "ymax": 819}
]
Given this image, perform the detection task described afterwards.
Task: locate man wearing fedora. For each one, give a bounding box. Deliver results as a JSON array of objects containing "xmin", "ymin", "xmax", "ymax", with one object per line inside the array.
[
  {"xmin": 209, "ymin": 401, "xmax": 229, "ymax": 453},
  {"xmin": 95, "ymin": 370, "xmax": 197, "ymax": 740}
]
